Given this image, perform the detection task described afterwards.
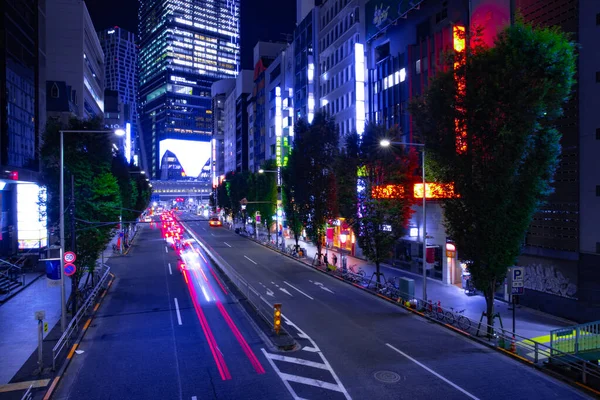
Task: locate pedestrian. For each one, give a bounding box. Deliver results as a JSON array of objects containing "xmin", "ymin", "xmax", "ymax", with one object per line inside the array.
[{"xmin": 332, "ymin": 253, "xmax": 338, "ymax": 267}]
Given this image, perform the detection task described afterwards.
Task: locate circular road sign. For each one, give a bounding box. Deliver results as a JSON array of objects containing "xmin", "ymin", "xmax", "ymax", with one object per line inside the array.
[
  {"xmin": 64, "ymin": 251, "xmax": 76, "ymax": 264},
  {"xmin": 64, "ymin": 263, "xmax": 77, "ymax": 277}
]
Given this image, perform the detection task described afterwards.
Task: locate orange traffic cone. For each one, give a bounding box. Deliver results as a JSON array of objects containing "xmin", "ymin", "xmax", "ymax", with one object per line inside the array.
[{"xmin": 510, "ymin": 335, "xmax": 517, "ymax": 353}]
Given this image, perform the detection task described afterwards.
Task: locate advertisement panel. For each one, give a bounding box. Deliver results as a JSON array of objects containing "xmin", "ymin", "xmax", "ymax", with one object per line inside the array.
[
  {"xmin": 17, "ymin": 183, "xmax": 47, "ymax": 249},
  {"xmin": 159, "ymin": 139, "xmax": 211, "ymax": 179},
  {"xmin": 366, "ymin": 0, "xmax": 424, "ymax": 41}
]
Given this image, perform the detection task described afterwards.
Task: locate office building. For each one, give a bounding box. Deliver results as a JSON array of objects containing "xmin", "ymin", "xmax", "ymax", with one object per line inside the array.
[
  {"xmin": 317, "ymin": 0, "xmax": 367, "ymax": 138},
  {"xmin": 0, "ymin": 0, "xmax": 47, "ymax": 256},
  {"xmin": 514, "ymin": 0, "xmax": 599, "ymax": 321},
  {"xmin": 211, "ymin": 78, "xmax": 236, "ymax": 186},
  {"xmin": 293, "ymin": 1, "xmax": 319, "ymax": 123},
  {"xmin": 138, "ymin": 0, "xmax": 240, "ymax": 180},
  {"xmin": 98, "ymin": 27, "xmax": 138, "ymax": 165},
  {"xmin": 46, "ymin": 0, "xmax": 105, "ymax": 120},
  {"xmin": 247, "ymin": 41, "xmax": 288, "ymax": 172}
]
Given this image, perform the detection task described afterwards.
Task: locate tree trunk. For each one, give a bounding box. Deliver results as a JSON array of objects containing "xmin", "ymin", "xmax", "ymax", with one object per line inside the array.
[
  {"xmin": 485, "ymin": 278, "xmax": 496, "ymax": 338},
  {"xmin": 375, "ymin": 261, "xmax": 381, "ymax": 285}
]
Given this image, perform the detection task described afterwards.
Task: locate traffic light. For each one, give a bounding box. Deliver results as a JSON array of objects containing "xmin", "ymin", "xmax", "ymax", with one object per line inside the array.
[{"xmin": 273, "ymin": 303, "xmax": 282, "ymax": 335}]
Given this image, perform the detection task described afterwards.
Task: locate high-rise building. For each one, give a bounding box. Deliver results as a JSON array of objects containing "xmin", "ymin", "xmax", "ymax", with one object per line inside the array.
[
  {"xmin": 248, "ymin": 41, "xmax": 288, "ymax": 172},
  {"xmin": 293, "ymin": 2, "xmax": 319, "ymax": 124},
  {"xmin": 0, "ymin": 0, "xmax": 48, "ymax": 256},
  {"xmin": 211, "ymin": 78, "xmax": 236, "ymax": 186},
  {"xmin": 98, "ymin": 27, "xmax": 138, "ymax": 165},
  {"xmin": 138, "ymin": 0, "xmax": 240, "ymax": 180},
  {"xmin": 46, "ymin": 0, "xmax": 105, "ymax": 120}
]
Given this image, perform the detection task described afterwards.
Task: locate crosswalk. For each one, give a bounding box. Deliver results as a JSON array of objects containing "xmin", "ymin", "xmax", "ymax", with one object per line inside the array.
[{"xmin": 262, "ymin": 316, "xmax": 351, "ymax": 400}]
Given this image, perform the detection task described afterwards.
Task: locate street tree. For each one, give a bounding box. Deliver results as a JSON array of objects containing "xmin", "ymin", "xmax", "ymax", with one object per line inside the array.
[
  {"xmin": 282, "ymin": 155, "xmax": 304, "ymax": 252},
  {"xmin": 254, "ymin": 159, "xmax": 277, "ymax": 240},
  {"xmin": 289, "ymin": 112, "xmax": 339, "ymax": 261},
  {"xmin": 338, "ymin": 125, "xmax": 418, "ymax": 284},
  {"xmin": 410, "ymin": 22, "xmax": 576, "ymax": 331}
]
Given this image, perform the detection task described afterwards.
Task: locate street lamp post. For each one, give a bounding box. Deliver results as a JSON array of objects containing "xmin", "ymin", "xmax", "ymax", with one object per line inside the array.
[
  {"xmin": 59, "ymin": 129, "xmax": 125, "ymax": 332},
  {"xmin": 380, "ymin": 139, "xmax": 428, "ymax": 302},
  {"xmin": 339, "ymin": 230, "xmax": 349, "ymax": 272},
  {"xmin": 258, "ymin": 169, "xmax": 281, "ymax": 248}
]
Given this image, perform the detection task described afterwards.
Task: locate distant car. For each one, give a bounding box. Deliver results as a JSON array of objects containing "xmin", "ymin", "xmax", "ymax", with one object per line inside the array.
[
  {"xmin": 209, "ymin": 217, "xmax": 222, "ymax": 227},
  {"xmin": 144, "ymin": 216, "xmax": 152, "ymax": 222}
]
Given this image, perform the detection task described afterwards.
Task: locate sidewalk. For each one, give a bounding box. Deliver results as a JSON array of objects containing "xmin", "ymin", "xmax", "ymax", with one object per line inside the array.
[
  {"xmin": 0, "ymin": 228, "xmax": 136, "ymax": 388},
  {"xmin": 293, "ymin": 238, "xmax": 574, "ymax": 341}
]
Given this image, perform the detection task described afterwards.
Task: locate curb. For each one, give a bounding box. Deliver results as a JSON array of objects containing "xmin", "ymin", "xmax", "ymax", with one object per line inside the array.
[
  {"xmin": 239, "ymin": 233, "xmax": 600, "ymax": 397},
  {"xmin": 41, "ymin": 274, "xmax": 115, "ymax": 400}
]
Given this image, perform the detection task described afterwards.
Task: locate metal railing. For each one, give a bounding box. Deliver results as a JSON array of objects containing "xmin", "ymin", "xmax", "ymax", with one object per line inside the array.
[
  {"xmin": 249, "ymin": 235, "xmax": 600, "ymax": 390},
  {"xmin": 551, "ymin": 320, "xmax": 600, "ymax": 358},
  {"xmin": 20, "ymin": 384, "xmax": 33, "ymax": 400},
  {"xmin": 179, "ymin": 220, "xmax": 279, "ymax": 331},
  {"xmin": 52, "ymin": 264, "xmax": 111, "ymax": 370}
]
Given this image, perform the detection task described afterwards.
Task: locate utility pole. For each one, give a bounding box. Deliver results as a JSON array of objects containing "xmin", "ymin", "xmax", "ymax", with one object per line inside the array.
[{"xmin": 70, "ymin": 174, "xmax": 77, "ymax": 316}]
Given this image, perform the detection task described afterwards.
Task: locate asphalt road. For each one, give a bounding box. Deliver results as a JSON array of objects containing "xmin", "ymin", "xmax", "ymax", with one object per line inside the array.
[
  {"xmin": 50, "ymin": 220, "xmax": 290, "ymax": 400},
  {"xmin": 180, "ymin": 212, "xmax": 592, "ymax": 400}
]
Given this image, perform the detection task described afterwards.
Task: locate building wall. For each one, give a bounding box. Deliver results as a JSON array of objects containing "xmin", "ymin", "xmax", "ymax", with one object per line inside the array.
[
  {"xmin": 294, "ymin": 8, "xmax": 318, "ymax": 123},
  {"xmin": 138, "ymin": 0, "xmax": 240, "ymax": 179},
  {"xmin": 46, "ymin": 0, "xmax": 104, "ymax": 120},
  {"xmin": 211, "ymin": 78, "xmax": 236, "ymax": 182},
  {"xmin": 318, "ymin": 0, "xmax": 366, "ymax": 137},
  {"xmin": 224, "ymin": 86, "xmax": 237, "ymax": 174}
]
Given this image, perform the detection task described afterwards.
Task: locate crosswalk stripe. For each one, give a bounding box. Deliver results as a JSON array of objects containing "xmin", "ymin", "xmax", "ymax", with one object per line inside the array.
[
  {"xmin": 279, "ymin": 373, "xmax": 344, "ymax": 392},
  {"xmin": 266, "ymin": 353, "xmax": 328, "ymax": 370}
]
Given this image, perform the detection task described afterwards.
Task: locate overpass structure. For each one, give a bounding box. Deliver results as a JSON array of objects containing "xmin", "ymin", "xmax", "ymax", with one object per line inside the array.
[{"xmin": 150, "ymin": 180, "xmax": 213, "ymax": 204}]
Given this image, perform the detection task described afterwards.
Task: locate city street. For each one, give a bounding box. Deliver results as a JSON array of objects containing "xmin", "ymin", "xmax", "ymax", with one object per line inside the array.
[
  {"xmin": 51, "ymin": 221, "xmax": 289, "ymax": 400},
  {"xmin": 180, "ymin": 212, "xmax": 591, "ymax": 400}
]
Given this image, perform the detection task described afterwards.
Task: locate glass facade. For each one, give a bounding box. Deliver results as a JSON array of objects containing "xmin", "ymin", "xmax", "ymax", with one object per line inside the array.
[{"xmin": 138, "ymin": 0, "xmax": 240, "ymax": 179}]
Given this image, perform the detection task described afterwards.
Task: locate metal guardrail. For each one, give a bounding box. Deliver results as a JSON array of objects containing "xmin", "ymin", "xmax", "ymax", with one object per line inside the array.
[
  {"xmin": 20, "ymin": 384, "xmax": 33, "ymax": 400},
  {"xmin": 249, "ymin": 236, "xmax": 600, "ymax": 390},
  {"xmin": 52, "ymin": 264, "xmax": 111, "ymax": 370},
  {"xmin": 179, "ymin": 220, "xmax": 278, "ymax": 331},
  {"xmin": 551, "ymin": 320, "xmax": 600, "ymax": 358}
]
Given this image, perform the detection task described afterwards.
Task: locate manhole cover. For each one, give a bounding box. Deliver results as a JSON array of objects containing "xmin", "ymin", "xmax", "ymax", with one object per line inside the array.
[{"xmin": 374, "ymin": 370, "xmax": 402, "ymax": 383}]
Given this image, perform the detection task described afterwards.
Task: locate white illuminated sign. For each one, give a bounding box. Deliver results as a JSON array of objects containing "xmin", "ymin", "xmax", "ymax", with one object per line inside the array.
[
  {"xmin": 17, "ymin": 183, "xmax": 47, "ymax": 249},
  {"xmin": 354, "ymin": 43, "xmax": 366, "ymax": 136},
  {"xmin": 125, "ymin": 123, "xmax": 131, "ymax": 164},
  {"xmin": 159, "ymin": 139, "xmax": 211, "ymax": 178}
]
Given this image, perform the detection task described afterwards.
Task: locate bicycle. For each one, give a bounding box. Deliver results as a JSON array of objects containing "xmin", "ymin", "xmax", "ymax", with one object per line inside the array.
[
  {"xmin": 425, "ymin": 300, "xmax": 445, "ymax": 321},
  {"xmin": 445, "ymin": 307, "xmax": 471, "ymax": 331}
]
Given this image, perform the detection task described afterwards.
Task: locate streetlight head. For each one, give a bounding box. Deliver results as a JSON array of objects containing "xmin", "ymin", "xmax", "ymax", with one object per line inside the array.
[
  {"xmin": 380, "ymin": 139, "xmax": 391, "ymax": 147},
  {"xmin": 141, "ymin": 170, "xmax": 145, "ymax": 174},
  {"xmin": 258, "ymin": 169, "xmax": 265, "ymax": 173},
  {"xmin": 114, "ymin": 128, "xmax": 126, "ymax": 137}
]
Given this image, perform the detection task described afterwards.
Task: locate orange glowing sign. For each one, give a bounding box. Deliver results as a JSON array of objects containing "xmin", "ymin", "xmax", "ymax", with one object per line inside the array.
[
  {"xmin": 453, "ymin": 25, "xmax": 467, "ymax": 154},
  {"xmin": 372, "ymin": 184, "xmax": 405, "ymax": 199},
  {"xmin": 413, "ymin": 183, "xmax": 458, "ymax": 199}
]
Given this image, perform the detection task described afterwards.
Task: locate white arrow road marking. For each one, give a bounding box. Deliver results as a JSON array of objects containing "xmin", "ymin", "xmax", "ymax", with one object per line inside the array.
[
  {"xmin": 223, "ymin": 242, "xmax": 232, "ymax": 247},
  {"xmin": 165, "ymin": 246, "xmax": 168, "ymax": 253},
  {"xmin": 283, "ymin": 281, "xmax": 314, "ymax": 300},
  {"xmin": 244, "ymin": 255, "xmax": 258, "ymax": 265},
  {"xmin": 386, "ymin": 343, "xmax": 480, "ymax": 400},
  {"xmin": 312, "ymin": 281, "xmax": 334, "ymax": 294},
  {"xmin": 279, "ymin": 288, "xmax": 293, "ymax": 297},
  {"xmin": 168, "ymin": 263, "xmax": 172, "ymax": 275},
  {"xmin": 266, "ymin": 289, "xmax": 275, "ymax": 297}
]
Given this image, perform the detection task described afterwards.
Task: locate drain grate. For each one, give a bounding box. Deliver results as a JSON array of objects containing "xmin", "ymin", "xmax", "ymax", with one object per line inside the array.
[{"xmin": 373, "ymin": 370, "xmax": 402, "ymax": 384}]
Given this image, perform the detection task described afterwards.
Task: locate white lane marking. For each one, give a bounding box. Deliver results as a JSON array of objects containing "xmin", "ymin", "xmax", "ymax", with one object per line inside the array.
[
  {"xmin": 283, "ymin": 281, "xmax": 314, "ymax": 300},
  {"xmin": 202, "ymin": 228, "xmax": 206, "ymax": 231},
  {"xmin": 266, "ymin": 289, "xmax": 275, "ymax": 297},
  {"xmin": 261, "ymin": 349, "xmax": 302, "ymax": 400},
  {"xmin": 279, "ymin": 373, "xmax": 344, "ymax": 392},
  {"xmin": 265, "ymin": 353, "xmax": 328, "ymax": 370},
  {"xmin": 244, "ymin": 255, "xmax": 258, "ymax": 265},
  {"xmin": 165, "ymin": 246, "xmax": 168, "ymax": 253},
  {"xmin": 312, "ymin": 281, "xmax": 335, "ymax": 294},
  {"xmin": 168, "ymin": 263, "xmax": 172, "ymax": 275},
  {"xmin": 211, "ymin": 233, "xmax": 215, "ymax": 236},
  {"xmin": 279, "ymin": 288, "xmax": 293, "ymax": 297},
  {"xmin": 223, "ymin": 241, "xmax": 232, "ymax": 248},
  {"xmin": 192, "ymin": 397, "xmax": 197, "ymax": 400},
  {"xmin": 283, "ymin": 316, "xmax": 351, "ymax": 400},
  {"xmin": 385, "ymin": 343, "xmax": 480, "ymax": 400},
  {"xmin": 174, "ymin": 298, "xmax": 183, "ymax": 326}
]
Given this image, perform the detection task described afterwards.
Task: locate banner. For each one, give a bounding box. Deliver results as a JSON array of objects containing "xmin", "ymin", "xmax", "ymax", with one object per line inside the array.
[{"xmin": 366, "ymin": 0, "xmax": 424, "ymax": 41}]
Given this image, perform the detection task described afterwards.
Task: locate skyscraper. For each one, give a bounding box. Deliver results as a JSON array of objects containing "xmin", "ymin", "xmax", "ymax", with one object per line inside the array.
[
  {"xmin": 98, "ymin": 27, "xmax": 138, "ymax": 165},
  {"xmin": 138, "ymin": 0, "xmax": 240, "ymax": 180}
]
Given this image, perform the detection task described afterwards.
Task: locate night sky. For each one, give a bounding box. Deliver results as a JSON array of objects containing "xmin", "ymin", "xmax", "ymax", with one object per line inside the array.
[{"xmin": 85, "ymin": 0, "xmax": 296, "ymax": 70}]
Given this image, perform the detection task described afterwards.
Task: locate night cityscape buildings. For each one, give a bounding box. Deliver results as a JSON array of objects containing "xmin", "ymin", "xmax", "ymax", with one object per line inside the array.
[
  {"xmin": 98, "ymin": 27, "xmax": 138, "ymax": 165},
  {"xmin": 138, "ymin": 0, "xmax": 240, "ymax": 180}
]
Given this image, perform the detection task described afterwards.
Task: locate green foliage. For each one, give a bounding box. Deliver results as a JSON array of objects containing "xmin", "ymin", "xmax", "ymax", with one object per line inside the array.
[
  {"xmin": 338, "ymin": 125, "xmax": 418, "ymax": 282},
  {"xmin": 410, "ymin": 22, "xmax": 576, "ymax": 328},
  {"xmin": 288, "ymin": 112, "xmax": 339, "ymax": 257},
  {"xmin": 282, "ymin": 155, "xmax": 304, "ymax": 249},
  {"xmin": 254, "ymin": 160, "xmax": 277, "ymax": 236}
]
